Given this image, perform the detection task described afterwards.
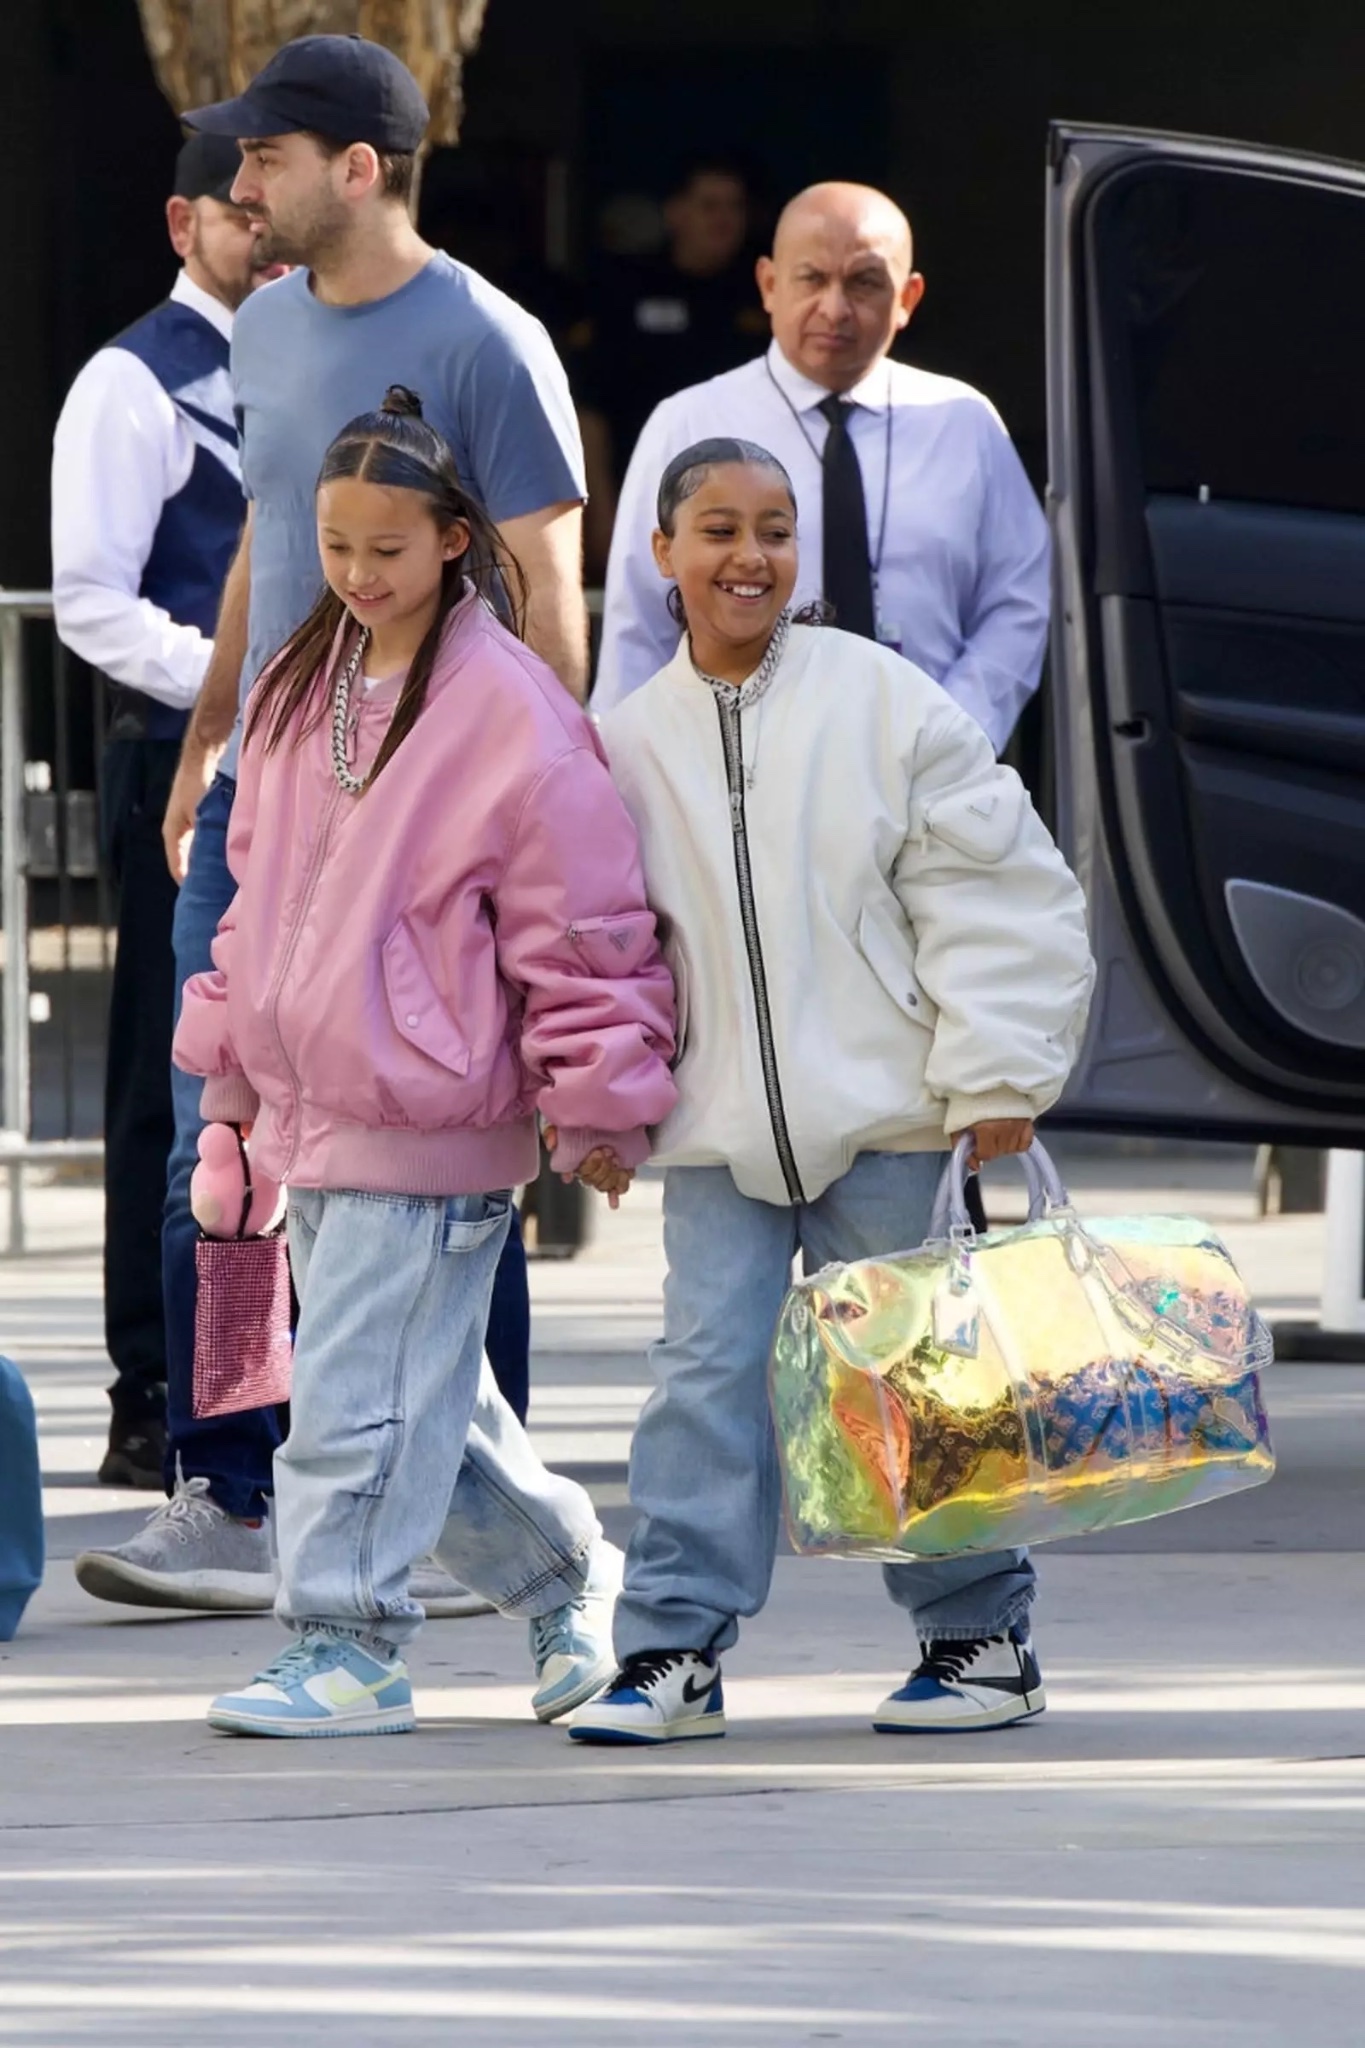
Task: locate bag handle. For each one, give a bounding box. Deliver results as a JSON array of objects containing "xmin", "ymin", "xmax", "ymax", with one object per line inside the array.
[
  {"xmin": 927, "ymin": 1133, "xmax": 1070, "ymax": 1241},
  {"xmin": 231, "ymin": 1123, "xmax": 255, "ymax": 1242}
]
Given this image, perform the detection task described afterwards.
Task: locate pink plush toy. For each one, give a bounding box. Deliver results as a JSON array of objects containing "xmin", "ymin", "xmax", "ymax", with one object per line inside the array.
[{"xmin": 190, "ymin": 1123, "xmax": 284, "ymax": 1240}]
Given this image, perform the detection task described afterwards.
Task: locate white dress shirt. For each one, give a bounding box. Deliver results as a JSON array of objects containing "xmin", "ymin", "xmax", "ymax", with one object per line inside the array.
[
  {"xmin": 595, "ymin": 340, "xmax": 1050, "ymax": 752},
  {"xmin": 50, "ymin": 271, "xmax": 240, "ymax": 711}
]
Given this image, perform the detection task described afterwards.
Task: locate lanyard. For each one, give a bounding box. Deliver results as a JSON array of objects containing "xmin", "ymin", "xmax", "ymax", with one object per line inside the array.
[{"xmin": 764, "ymin": 357, "xmax": 895, "ymax": 585}]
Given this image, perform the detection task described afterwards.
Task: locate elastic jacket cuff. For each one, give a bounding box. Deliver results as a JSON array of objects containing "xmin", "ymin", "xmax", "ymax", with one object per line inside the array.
[
  {"xmin": 941, "ymin": 1088, "xmax": 1038, "ymax": 1138},
  {"xmin": 200, "ymin": 1076, "xmax": 262, "ymax": 1125},
  {"xmin": 549, "ymin": 1125, "xmax": 651, "ymax": 1176}
]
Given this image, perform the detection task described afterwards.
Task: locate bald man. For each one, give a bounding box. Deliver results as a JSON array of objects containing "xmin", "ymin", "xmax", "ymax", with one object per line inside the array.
[{"xmin": 594, "ymin": 181, "xmax": 1049, "ymax": 752}]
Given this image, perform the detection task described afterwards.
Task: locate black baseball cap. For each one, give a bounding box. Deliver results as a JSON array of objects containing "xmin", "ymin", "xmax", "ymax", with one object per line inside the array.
[
  {"xmin": 172, "ymin": 132, "xmax": 243, "ymax": 203},
  {"xmin": 183, "ymin": 34, "xmax": 428, "ymax": 153}
]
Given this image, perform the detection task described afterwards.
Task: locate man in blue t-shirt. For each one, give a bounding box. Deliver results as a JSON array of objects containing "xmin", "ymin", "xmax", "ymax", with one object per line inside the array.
[{"xmin": 76, "ymin": 38, "xmax": 600, "ymax": 1641}]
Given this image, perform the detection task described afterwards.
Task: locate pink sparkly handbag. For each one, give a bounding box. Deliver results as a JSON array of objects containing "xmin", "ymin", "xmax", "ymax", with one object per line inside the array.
[{"xmin": 191, "ymin": 1127, "xmax": 293, "ymax": 1419}]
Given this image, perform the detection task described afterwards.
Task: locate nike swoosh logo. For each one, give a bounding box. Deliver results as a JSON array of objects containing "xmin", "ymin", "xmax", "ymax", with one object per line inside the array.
[
  {"xmin": 681, "ymin": 1671, "xmax": 717, "ymax": 1703},
  {"xmin": 322, "ymin": 1674, "xmax": 401, "ymax": 1709}
]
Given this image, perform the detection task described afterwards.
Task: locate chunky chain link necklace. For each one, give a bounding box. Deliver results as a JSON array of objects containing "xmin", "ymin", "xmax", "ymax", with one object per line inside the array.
[
  {"xmin": 690, "ymin": 607, "xmax": 792, "ymax": 711},
  {"xmin": 329, "ymin": 628, "xmax": 372, "ymax": 795}
]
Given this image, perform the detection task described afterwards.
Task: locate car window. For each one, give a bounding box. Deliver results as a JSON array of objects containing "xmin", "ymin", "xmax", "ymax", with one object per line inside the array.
[{"xmin": 1095, "ymin": 164, "xmax": 1365, "ymax": 516}]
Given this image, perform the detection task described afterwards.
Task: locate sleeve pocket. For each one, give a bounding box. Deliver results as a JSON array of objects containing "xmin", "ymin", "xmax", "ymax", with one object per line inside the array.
[
  {"xmin": 566, "ymin": 910, "xmax": 658, "ymax": 978},
  {"xmin": 922, "ymin": 776, "xmax": 1025, "ymax": 863},
  {"xmin": 382, "ymin": 921, "xmax": 471, "ymax": 1076}
]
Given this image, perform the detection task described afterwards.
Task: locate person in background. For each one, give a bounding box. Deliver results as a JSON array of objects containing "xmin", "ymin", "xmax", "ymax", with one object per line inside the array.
[
  {"xmin": 73, "ymin": 34, "xmax": 588, "ymax": 1617},
  {"xmin": 50, "ymin": 134, "xmax": 279, "ymax": 1489},
  {"xmin": 572, "ymin": 155, "xmax": 765, "ymax": 579},
  {"xmin": 593, "ymin": 179, "xmax": 1050, "ymax": 759}
]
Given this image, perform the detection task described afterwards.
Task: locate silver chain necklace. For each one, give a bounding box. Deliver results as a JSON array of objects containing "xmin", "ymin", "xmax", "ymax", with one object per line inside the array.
[
  {"xmin": 690, "ymin": 607, "xmax": 792, "ymax": 712},
  {"xmin": 330, "ymin": 628, "xmax": 373, "ymax": 794}
]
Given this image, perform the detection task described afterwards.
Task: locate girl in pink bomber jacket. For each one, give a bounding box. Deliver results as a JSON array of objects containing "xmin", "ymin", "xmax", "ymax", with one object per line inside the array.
[{"xmin": 172, "ymin": 386, "xmax": 677, "ymax": 1740}]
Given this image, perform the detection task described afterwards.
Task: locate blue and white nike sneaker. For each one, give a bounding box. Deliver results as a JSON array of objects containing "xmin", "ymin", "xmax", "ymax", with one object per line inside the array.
[
  {"xmin": 208, "ymin": 1630, "xmax": 414, "ymax": 1738},
  {"xmin": 528, "ymin": 1539, "xmax": 624, "ymax": 1722},
  {"xmin": 873, "ymin": 1627, "xmax": 1045, "ymax": 1733},
  {"xmin": 568, "ymin": 1650, "xmax": 725, "ymax": 1744}
]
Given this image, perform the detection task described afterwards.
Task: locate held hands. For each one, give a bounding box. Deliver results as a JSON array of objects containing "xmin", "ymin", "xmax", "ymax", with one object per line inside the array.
[
  {"xmin": 949, "ymin": 1118, "xmax": 1035, "ymax": 1170},
  {"xmin": 542, "ymin": 1127, "xmax": 635, "ymax": 1210}
]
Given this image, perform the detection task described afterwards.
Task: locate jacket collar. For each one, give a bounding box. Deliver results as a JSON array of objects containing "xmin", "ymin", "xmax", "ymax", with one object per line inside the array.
[
  {"xmin": 329, "ymin": 586, "xmax": 484, "ymax": 711},
  {"xmin": 657, "ymin": 615, "xmax": 813, "ymax": 699}
]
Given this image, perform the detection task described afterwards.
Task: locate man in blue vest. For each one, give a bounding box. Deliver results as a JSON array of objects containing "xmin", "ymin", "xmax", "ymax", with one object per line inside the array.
[{"xmin": 51, "ymin": 134, "xmax": 277, "ymax": 1488}]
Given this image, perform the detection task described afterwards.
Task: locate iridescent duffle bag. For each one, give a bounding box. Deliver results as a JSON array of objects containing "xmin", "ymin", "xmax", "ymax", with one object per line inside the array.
[{"xmin": 769, "ymin": 1137, "xmax": 1274, "ymax": 1561}]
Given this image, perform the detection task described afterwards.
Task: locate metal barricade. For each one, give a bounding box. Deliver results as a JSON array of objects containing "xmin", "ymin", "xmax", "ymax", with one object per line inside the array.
[{"xmin": 0, "ymin": 591, "xmax": 106, "ymax": 1253}]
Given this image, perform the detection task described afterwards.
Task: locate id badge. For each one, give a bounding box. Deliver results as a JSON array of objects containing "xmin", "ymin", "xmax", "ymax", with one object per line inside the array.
[{"xmin": 875, "ymin": 614, "xmax": 902, "ymax": 654}]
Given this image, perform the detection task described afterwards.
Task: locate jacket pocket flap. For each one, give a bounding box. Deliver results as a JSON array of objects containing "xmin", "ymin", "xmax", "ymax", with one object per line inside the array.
[
  {"xmin": 922, "ymin": 778, "xmax": 1024, "ymax": 863},
  {"xmin": 566, "ymin": 911, "xmax": 658, "ymax": 979},
  {"xmin": 381, "ymin": 922, "xmax": 471, "ymax": 1076},
  {"xmin": 857, "ymin": 902, "xmax": 927, "ymax": 1021}
]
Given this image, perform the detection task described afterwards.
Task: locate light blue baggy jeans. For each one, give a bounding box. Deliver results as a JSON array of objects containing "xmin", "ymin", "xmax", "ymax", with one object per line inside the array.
[
  {"xmin": 278, "ymin": 1188, "xmax": 600, "ymax": 1655},
  {"xmin": 615, "ymin": 1151, "xmax": 1036, "ymax": 1661}
]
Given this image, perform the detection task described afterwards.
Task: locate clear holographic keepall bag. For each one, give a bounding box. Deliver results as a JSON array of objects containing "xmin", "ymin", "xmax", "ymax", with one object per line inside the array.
[{"xmin": 769, "ymin": 1138, "xmax": 1274, "ymax": 1561}]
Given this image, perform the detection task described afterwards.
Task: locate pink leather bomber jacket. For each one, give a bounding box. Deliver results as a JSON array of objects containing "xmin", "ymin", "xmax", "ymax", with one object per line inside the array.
[{"xmin": 174, "ymin": 593, "xmax": 677, "ymax": 1196}]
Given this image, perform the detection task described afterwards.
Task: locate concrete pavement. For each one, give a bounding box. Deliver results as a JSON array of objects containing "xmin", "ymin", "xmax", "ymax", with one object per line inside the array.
[{"xmin": 1, "ymin": 1143, "xmax": 1363, "ymax": 2044}]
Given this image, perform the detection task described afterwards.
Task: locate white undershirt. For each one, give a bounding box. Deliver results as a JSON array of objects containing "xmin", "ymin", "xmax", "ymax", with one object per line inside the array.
[{"xmin": 50, "ymin": 271, "xmax": 239, "ymax": 710}]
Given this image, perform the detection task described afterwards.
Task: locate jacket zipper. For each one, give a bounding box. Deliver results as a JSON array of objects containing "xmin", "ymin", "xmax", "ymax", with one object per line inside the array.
[
  {"xmin": 263, "ymin": 780, "xmax": 346, "ymax": 1177},
  {"xmin": 715, "ymin": 697, "xmax": 806, "ymax": 1205}
]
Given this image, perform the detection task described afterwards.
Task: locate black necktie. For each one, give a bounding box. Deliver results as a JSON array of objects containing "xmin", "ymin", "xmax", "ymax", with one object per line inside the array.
[{"xmin": 818, "ymin": 395, "xmax": 875, "ymax": 639}]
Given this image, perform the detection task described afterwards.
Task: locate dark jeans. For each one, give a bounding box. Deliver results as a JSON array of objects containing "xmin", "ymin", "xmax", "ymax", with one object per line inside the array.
[
  {"xmin": 487, "ymin": 1209, "xmax": 530, "ymax": 1425},
  {"xmin": 101, "ymin": 737, "xmax": 180, "ymax": 1426},
  {"xmin": 163, "ymin": 773, "xmax": 533, "ymax": 1518},
  {"xmin": 163, "ymin": 774, "xmax": 281, "ymax": 1516}
]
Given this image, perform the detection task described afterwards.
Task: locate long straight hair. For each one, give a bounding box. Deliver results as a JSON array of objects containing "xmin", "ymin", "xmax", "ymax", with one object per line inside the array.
[{"xmin": 245, "ymin": 385, "xmax": 528, "ymax": 787}]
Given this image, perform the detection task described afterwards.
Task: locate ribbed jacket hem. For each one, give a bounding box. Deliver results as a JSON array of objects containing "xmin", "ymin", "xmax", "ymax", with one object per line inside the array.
[{"xmin": 257, "ymin": 1115, "xmax": 542, "ymax": 1197}]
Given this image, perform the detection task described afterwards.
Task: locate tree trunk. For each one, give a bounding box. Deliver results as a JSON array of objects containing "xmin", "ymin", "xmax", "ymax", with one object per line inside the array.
[{"xmin": 135, "ymin": 0, "xmax": 487, "ymax": 146}]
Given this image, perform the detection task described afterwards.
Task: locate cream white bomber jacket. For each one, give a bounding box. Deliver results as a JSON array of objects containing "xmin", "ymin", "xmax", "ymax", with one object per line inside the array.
[{"xmin": 598, "ymin": 622, "xmax": 1096, "ymax": 1207}]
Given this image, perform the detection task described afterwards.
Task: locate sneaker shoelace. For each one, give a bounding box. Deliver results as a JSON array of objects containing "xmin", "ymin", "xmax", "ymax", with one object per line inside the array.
[
  {"xmin": 530, "ymin": 1593, "xmax": 588, "ymax": 1667},
  {"xmin": 251, "ymin": 1632, "xmax": 345, "ymax": 1690},
  {"xmin": 912, "ymin": 1634, "xmax": 1004, "ymax": 1685},
  {"xmin": 614, "ymin": 1649, "xmax": 698, "ymax": 1695},
  {"xmin": 145, "ymin": 1472, "xmax": 224, "ymax": 1547}
]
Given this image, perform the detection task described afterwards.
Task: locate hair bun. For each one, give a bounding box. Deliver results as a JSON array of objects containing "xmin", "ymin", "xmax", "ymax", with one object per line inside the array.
[{"xmin": 380, "ymin": 384, "xmax": 424, "ymax": 419}]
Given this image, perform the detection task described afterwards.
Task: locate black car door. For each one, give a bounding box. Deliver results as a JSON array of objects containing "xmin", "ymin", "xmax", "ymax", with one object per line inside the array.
[{"xmin": 1047, "ymin": 122, "xmax": 1365, "ymax": 1143}]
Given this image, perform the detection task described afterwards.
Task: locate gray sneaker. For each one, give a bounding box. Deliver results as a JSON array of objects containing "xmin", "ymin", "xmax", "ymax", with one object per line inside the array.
[
  {"xmin": 409, "ymin": 1557, "xmax": 496, "ymax": 1619},
  {"xmin": 74, "ymin": 1467, "xmax": 275, "ymax": 1612}
]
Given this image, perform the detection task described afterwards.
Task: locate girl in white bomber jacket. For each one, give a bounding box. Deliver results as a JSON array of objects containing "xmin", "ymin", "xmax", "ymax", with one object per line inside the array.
[{"xmin": 563, "ymin": 438, "xmax": 1095, "ymax": 1747}]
